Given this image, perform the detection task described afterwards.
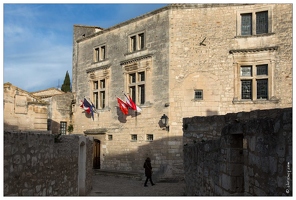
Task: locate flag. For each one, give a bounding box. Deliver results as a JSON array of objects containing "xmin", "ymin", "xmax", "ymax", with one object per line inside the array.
[
  {"xmin": 124, "ymin": 93, "xmax": 136, "ymax": 110},
  {"xmin": 117, "ymin": 97, "xmax": 129, "ymax": 115},
  {"xmin": 124, "ymin": 93, "xmax": 142, "ymax": 112},
  {"xmin": 80, "ymin": 98, "xmax": 95, "ymax": 120},
  {"xmin": 80, "ymin": 100, "xmax": 90, "ymax": 114}
]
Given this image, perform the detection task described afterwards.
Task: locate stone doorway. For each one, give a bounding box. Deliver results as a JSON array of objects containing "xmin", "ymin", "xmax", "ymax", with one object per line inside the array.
[{"xmin": 93, "ymin": 139, "xmax": 101, "ymax": 169}]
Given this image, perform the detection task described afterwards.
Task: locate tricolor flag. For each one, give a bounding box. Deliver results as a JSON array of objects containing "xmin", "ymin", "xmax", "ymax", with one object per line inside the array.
[
  {"xmin": 124, "ymin": 93, "xmax": 142, "ymax": 112},
  {"xmin": 117, "ymin": 97, "xmax": 129, "ymax": 115},
  {"xmin": 80, "ymin": 97, "xmax": 96, "ymax": 120}
]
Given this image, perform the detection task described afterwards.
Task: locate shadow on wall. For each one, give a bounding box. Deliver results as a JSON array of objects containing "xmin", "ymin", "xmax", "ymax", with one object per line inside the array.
[
  {"xmin": 99, "ymin": 135, "xmax": 183, "ymax": 181},
  {"xmin": 116, "ymin": 107, "xmax": 142, "ymax": 123},
  {"xmin": 206, "ymin": 109, "xmax": 218, "ymax": 116},
  {"xmin": 48, "ymin": 119, "xmax": 61, "ymax": 134},
  {"xmin": 4, "ymin": 122, "xmax": 20, "ymax": 131}
]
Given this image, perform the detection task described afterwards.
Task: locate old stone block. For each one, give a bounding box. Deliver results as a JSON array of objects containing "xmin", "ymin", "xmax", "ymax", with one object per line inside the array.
[
  {"xmin": 31, "ymin": 156, "xmax": 38, "ymax": 167},
  {"xmin": 35, "ymin": 185, "xmax": 41, "ymax": 193},
  {"xmin": 13, "ymin": 155, "xmax": 21, "ymax": 164},
  {"xmin": 22, "ymin": 189, "xmax": 34, "ymax": 196}
]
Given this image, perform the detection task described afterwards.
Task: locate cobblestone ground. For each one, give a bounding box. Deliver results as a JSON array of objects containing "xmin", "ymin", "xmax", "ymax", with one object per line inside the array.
[{"xmin": 88, "ymin": 173, "xmax": 186, "ymax": 196}]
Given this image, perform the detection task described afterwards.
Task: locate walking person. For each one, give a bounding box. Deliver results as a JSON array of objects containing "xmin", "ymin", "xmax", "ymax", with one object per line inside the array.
[{"xmin": 143, "ymin": 157, "xmax": 155, "ymax": 187}]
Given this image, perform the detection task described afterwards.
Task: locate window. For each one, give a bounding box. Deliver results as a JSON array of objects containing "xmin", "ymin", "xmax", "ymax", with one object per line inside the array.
[
  {"xmin": 146, "ymin": 134, "xmax": 153, "ymax": 142},
  {"xmin": 60, "ymin": 121, "xmax": 67, "ymax": 135},
  {"xmin": 241, "ymin": 13, "xmax": 252, "ymax": 36},
  {"xmin": 194, "ymin": 90, "xmax": 203, "ymax": 100},
  {"xmin": 108, "ymin": 135, "xmax": 113, "ymax": 141},
  {"xmin": 240, "ymin": 64, "xmax": 269, "ymax": 100},
  {"xmin": 129, "ymin": 32, "xmax": 145, "ymax": 52},
  {"xmin": 239, "ymin": 10, "xmax": 269, "ymax": 36},
  {"xmin": 128, "ymin": 72, "xmax": 145, "ymax": 105},
  {"xmin": 94, "ymin": 45, "xmax": 106, "ymax": 62},
  {"xmin": 93, "ymin": 79, "xmax": 106, "ymax": 109},
  {"xmin": 131, "ymin": 134, "xmax": 137, "ymax": 141}
]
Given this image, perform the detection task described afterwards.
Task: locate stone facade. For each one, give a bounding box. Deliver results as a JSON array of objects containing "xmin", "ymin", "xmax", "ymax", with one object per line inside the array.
[
  {"xmin": 183, "ymin": 108, "xmax": 292, "ymax": 196},
  {"xmin": 71, "ymin": 4, "xmax": 292, "ymax": 179},
  {"xmin": 4, "ymin": 83, "xmax": 74, "ymax": 135},
  {"xmin": 42, "ymin": 92, "xmax": 74, "ymax": 134},
  {"xmin": 4, "ymin": 131, "xmax": 93, "ymax": 196},
  {"xmin": 3, "ymin": 82, "xmax": 48, "ymax": 131}
]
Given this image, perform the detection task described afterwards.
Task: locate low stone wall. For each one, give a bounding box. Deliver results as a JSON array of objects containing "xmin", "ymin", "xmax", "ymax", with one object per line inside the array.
[
  {"xmin": 4, "ymin": 131, "xmax": 93, "ymax": 196},
  {"xmin": 183, "ymin": 108, "xmax": 292, "ymax": 196}
]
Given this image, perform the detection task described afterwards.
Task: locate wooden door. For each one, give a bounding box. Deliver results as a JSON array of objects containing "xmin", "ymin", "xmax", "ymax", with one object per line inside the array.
[{"xmin": 93, "ymin": 140, "xmax": 100, "ymax": 169}]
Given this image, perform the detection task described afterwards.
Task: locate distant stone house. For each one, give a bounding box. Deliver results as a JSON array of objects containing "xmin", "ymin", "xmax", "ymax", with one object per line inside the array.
[
  {"xmin": 3, "ymin": 83, "xmax": 74, "ymax": 135},
  {"xmin": 71, "ymin": 3, "xmax": 292, "ymax": 180},
  {"xmin": 32, "ymin": 88, "xmax": 74, "ymax": 134}
]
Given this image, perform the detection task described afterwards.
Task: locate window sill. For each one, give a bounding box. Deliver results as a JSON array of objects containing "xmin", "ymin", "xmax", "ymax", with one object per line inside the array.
[
  {"xmin": 124, "ymin": 48, "xmax": 147, "ymax": 56},
  {"xmin": 138, "ymin": 101, "xmax": 153, "ymax": 108},
  {"xmin": 130, "ymin": 140, "xmax": 137, "ymax": 142},
  {"xmin": 192, "ymin": 99, "xmax": 203, "ymax": 102},
  {"xmin": 92, "ymin": 58, "xmax": 109, "ymax": 64},
  {"xmin": 235, "ymin": 32, "xmax": 275, "ymax": 38},
  {"xmin": 232, "ymin": 97, "xmax": 279, "ymax": 104}
]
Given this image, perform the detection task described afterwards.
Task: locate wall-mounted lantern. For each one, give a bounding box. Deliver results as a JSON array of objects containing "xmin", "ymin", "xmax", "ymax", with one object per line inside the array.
[{"xmin": 160, "ymin": 114, "xmax": 169, "ymax": 131}]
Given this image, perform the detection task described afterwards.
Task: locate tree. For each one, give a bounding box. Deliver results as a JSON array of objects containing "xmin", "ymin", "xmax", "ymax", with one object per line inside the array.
[{"xmin": 61, "ymin": 71, "xmax": 71, "ymax": 92}]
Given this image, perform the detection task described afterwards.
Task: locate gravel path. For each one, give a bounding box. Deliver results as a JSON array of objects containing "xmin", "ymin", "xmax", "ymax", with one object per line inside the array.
[{"xmin": 88, "ymin": 173, "xmax": 186, "ymax": 196}]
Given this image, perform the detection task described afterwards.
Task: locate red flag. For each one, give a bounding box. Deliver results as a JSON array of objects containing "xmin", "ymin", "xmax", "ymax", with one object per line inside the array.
[
  {"xmin": 117, "ymin": 97, "xmax": 129, "ymax": 115},
  {"xmin": 124, "ymin": 94, "xmax": 137, "ymax": 110}
]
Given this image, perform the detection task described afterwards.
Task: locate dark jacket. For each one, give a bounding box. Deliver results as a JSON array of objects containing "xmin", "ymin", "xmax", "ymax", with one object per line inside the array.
[{"xmin": 143, "ymin": 159, "xmax": 152, "ymax": 177}]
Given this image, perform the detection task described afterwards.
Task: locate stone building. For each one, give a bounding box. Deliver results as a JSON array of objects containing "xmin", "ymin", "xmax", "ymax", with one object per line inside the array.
[
  {"xmin": 32, "ymin": 88, "xmax": 74, "ymax": 134},
  {"xmin": 3, "ymin": 82, "xmax": 48, "ymax": 131},
  {"xmin": 4, "ymin": 83, "xmax": 74, "ymax": 135},
  {"xmin": 71, "ymin": 4, "xmax": 292, "ymax": 179}
]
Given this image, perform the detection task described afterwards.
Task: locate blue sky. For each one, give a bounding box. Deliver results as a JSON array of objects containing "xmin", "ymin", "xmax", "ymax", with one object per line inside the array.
[{"xmin": 3, "ymin": 3, "xmax": 168, "ymax": 92}]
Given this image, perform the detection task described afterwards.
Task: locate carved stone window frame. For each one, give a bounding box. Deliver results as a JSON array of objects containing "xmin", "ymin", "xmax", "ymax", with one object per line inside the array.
[
  {"xmin": 87, "ymin": 65, "xmax": 110, "ymax": 111},
  {"xmin": 120, "ymin": 54, "xmax": 153, "ymax": 107},
  {"xmin": 230, "ymin": 47, "xmax": 279, "ymax": 104}
]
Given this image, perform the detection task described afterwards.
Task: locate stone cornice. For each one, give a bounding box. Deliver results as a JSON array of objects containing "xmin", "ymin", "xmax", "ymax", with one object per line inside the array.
[
  {"xmin": 86, "ymin": 64, "xmax": 111, "ymax": 73},
  {"xmin": 84, "ymin": 128, "xmax": 107, "ymax": 135},
  {"xmin": 229, "ymin": 46, "xmax": 278, "ymax": 54},
  {"xmin": 120, "ymin": 54, "xmax": 153, "ymax": 65}
]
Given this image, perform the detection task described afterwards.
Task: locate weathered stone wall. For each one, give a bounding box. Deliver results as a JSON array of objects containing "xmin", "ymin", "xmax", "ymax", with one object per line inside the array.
[
  {"xmin": 183, "ymin": 108, "xmax": 292, "ymax": 196},
  {"xmin": 4, "ymin": 83, "xmax": 48, "ymax": 131},
  {"xmin": 4, "ymin": 132, "xmax": 93, "ymax": 196},
  {"xmin": 47, "ymin": 92, "xmax": 74, "ymax": 134}
]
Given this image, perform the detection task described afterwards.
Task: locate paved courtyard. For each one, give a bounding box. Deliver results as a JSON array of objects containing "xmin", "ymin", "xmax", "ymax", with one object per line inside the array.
[{"xmin": 88, "ymin": 171, "xmax": 186, "ymax": 196}]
